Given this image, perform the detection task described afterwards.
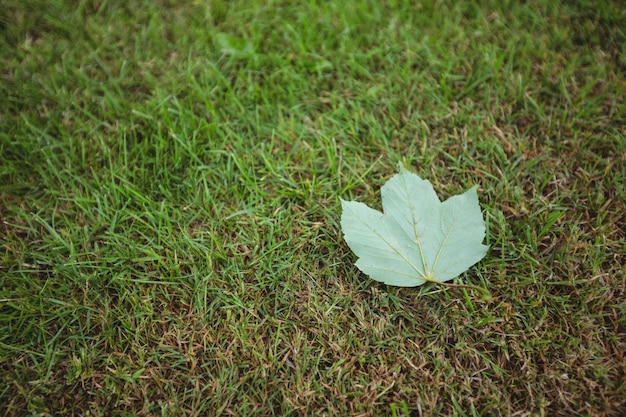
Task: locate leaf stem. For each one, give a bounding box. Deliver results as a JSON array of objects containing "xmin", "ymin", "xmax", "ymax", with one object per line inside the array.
[{"xmin": 422, "ymin": 277, "xmax": 491, "ymax": 299}]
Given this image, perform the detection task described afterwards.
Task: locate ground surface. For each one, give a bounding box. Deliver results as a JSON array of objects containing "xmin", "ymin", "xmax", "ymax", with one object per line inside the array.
[{"xmin": 1, "ymin": 0, "xmax": 625, "ymax": 416}]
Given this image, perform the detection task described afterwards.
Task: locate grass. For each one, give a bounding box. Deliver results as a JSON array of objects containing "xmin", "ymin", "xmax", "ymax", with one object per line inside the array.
[{"xmin": 1, "ymin": 0, "xmax": 625, "ymax": 415}]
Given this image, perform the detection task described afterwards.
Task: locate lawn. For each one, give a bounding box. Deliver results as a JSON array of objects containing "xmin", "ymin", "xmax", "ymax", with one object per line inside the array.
[{"xmin": 1, "ymin": 0, "xmax": 625, "ymax": 415}]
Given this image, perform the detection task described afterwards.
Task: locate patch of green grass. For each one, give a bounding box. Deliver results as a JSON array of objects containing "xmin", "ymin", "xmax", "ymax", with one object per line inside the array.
[{"xmin": 1, "ymin": 0, "xmax": 625, "ymax": 415}]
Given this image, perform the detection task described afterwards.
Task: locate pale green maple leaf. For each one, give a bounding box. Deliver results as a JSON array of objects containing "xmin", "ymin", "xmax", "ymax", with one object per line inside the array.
[{"xmin": 341, "ymin": 166, "xmax": 488, "ymax": 287}]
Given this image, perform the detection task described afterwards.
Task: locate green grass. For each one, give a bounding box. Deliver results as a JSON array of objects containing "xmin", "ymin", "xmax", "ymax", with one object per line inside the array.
[{"xmin": 1, "ymin": 0, "xmax": 625, "ymax": 415}]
